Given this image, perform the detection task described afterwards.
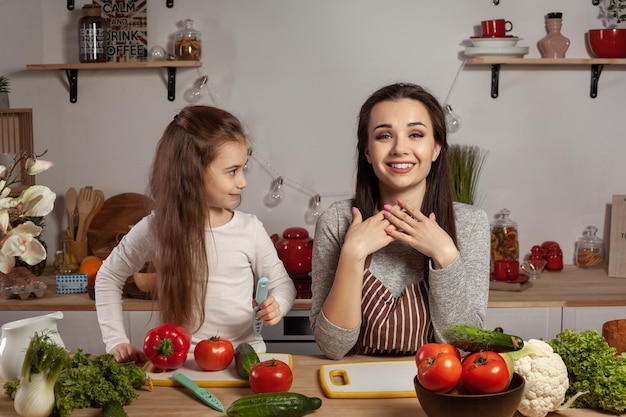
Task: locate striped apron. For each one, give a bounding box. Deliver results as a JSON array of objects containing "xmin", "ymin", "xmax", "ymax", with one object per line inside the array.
[{"xmin": 355, "ymin": 257, "xmax": 433, "ymax": 355}]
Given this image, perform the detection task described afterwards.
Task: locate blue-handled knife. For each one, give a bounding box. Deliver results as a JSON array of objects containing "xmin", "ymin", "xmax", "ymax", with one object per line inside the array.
[
  {"xmin": 253, "ymin": 277, "xmax": 269, "ymax": 335},
  {"xmin": 172, "ymin": 372, "xmax": 224, "ymax": 412}
]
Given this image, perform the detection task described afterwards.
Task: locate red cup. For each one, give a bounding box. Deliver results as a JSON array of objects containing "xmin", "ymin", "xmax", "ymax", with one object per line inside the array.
[
  {"xmin": 494, "ymin": 259, "xmax": 519, "ymax": 281},
  {"xmin": 481, "ymin": 19, "xmax": 513, "ymax": 37}
]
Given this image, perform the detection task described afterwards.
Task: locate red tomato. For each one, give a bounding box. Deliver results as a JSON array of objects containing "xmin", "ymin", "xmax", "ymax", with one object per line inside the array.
[
  {"xmin": 193, "ymin": 336, "xmax": 235, "ymax": 371},
  {"xmin": 415, "ymin": 343, "xmax": 461, "ymax": 367},
  {"xmin": 249, "ymin": 359, "xmax": 293, "ymax": 393},
  {"xmin": 461, "ymin": 351, "xmax": 511, "ymax": 394},
  {"xmin": 416, "ymin": 352, "xmax": 462, "ymax": 393}
]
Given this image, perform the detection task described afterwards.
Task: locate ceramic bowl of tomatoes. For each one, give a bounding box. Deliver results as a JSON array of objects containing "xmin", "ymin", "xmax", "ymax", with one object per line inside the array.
[{"xmin": 414, "ymin": 372, "xmax": 525, "ymax": 417}]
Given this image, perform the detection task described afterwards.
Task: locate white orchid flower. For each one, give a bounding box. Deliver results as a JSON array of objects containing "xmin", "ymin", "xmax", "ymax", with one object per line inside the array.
[
  {"xmin": 0, "ymin": 195, "xmax": 17, "ymax": 212},
  {"xmin": 0, "ymin": 222, "xmax": 45, "ymax": 271},
  {"xmin": 17, "ymin": 185, "xmax": 56, "ymax": 217},
  {"xmin": 0, "ymin": 211, "xmax": 8, "ymax": 233},
  {"xmin": 0, "ymin": 251, "xmax": 16, "ymax": 274},
  {"xmin": 26, "ymin": 158, "xmax": 54, "ymax": 175}
]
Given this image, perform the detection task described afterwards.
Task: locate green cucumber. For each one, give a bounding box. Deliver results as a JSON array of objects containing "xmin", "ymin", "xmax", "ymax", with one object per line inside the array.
[
  {"xmin": 444, "ymin": 324, "xmax": 524, "ymax": 352},
  {"xmin": 234, "ymin": 342, "xmax": 260, "ymax": 378},
  {"xmin": 227, "ymin": 392, "xmax": 322, "ymax": 417},
  {"xmin": 102, "ymin": 400, "xmax": 128, "ymax": 417}
]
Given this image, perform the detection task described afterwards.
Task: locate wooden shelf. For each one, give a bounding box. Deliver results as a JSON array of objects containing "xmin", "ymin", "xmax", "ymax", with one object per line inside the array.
[
  {"xmin": 26, "ymin": 61, "xmax": 203, "ymax": 103},
  {"xmin": 67, "ymin": 0, "xmax": 174, "ymax": 10},
  {"xmin": 466, "ymin": 57, "xmax": 626, "ymax": 65},
  {"xmin": 465, "ymin": 57, "xmax": 626, "ymax": 98}
]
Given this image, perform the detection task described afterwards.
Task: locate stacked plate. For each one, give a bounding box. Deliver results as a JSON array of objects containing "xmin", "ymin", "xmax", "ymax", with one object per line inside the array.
[{"xmin": 465, "ymin": 35, "xmax": 528, "ymax": 58}]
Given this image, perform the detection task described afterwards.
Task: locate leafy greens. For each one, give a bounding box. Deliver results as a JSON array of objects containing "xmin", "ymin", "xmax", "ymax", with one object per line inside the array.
[{"xmin": 548, "ymin": 329, "xmax": 626, "ymax": 415}]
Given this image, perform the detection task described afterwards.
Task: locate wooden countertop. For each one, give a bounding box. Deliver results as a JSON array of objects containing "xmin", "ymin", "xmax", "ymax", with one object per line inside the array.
[
  {"xmin": 0, "ymin": 354, "xmax": 612, "ymax": 417},
  {"xmin": 1, "ymin": 266, "xmax": 624, "ymax": 312}
]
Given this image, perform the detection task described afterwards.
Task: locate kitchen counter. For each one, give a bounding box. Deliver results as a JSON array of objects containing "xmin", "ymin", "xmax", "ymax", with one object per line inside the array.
[
  {"xmin": 0, "ymin": 354, "xmax": 614, "ymax": 417},
  {"xmin": 0, "ymin": 266, "xmax": 624, "ymax": 312}
]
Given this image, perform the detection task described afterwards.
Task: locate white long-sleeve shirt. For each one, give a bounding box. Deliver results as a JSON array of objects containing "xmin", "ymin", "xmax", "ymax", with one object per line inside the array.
[{"xmin": 95, "ymin": 210, "xmax": 296, "ymax": 353}]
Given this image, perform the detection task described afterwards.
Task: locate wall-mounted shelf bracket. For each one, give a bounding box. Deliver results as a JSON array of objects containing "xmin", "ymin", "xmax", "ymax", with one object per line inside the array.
[
  {"xmin": 166, "ymin": 0, "xmax": 174, "ymax": 7},
  {"xmin": 592, "ymin": 0, "xmax": 600, "ymax": 5},
  {"xmin": 67, "ymin": 0, "xmax": 74, "ymax": 10},
  {"xmin": 26, "ymin": 61, "xmax": 200, "ymax": 103},
  {"xmin": 167, "ymin": 67, "xmax": 177, "ymax": 101},
  {"xmin": 65, "ymin": 69, "xmax": 78, "ymax": 103},
  {"xmin": 590, "ymin": 64, "xmax": 604, "ymax": 98},
  {"xmin": 490, "ymin": 64, "xmax": 501, "ymax": 98},
  {"xmin": 466, "ymin": 57, "xmax": 626, "ymax": 99},
  {"xmin": 493, "ymin": 0, "xmax": 500, "ymax": 4}
]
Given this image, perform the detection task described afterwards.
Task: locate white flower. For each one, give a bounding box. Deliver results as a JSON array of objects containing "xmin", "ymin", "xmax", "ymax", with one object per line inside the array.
[
  {"xmin": 0, "ymin": 151, "xmax": 55, "ymax": 274},
  {"xmin": 0, "ymin": 222, "xmax": 45, "ymax": 273},
  {"xmin": 18, "ymin": 185, "xmax": 56, "ymax": 217},
  {"xmin": 25, "ymin": 158, "xmax": 53, "ymax": 175}
]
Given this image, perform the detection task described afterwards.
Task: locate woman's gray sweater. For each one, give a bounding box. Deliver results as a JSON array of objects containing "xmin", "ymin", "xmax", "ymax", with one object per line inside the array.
[{"xmin": 310, "ymin": 200, "xmax": 490, "ymax": 359}]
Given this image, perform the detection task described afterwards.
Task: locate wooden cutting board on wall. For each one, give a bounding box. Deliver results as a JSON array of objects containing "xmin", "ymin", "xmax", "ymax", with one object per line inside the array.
[
  {"xmin": 87, "ymin": 193, "xmax": 153, "ymax": 259},
  {"xmin": 609, "ymin": 194, "xmax": 626, "ymax": 278}
]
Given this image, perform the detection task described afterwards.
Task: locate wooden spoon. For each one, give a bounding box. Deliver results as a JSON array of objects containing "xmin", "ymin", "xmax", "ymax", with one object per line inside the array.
[
  {"xmin": 80, "ymin": 189, "xmax": 105, "ymax": 242},
  {"xmin": 65, "ymin": 187, "xmax": 77, "ymax": 239},
  {"xmin": 75, "ymin": 186, "xmax": 95, "ymax": 243}
]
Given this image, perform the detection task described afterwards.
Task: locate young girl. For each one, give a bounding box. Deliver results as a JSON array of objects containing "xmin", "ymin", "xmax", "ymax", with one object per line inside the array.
[
  {"xmin": 95, "ymin": 105, "xmax": 296, "ymax": 363},
  {"xmin": 310, "ymin": 83, "xmax": 490, "ymax": 360}
]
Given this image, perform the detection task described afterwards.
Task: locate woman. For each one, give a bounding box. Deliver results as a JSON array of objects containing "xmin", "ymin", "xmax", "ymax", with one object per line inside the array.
[{"xmin": 310, "ymin": 83, "xmax": 489, "ymax": 359}]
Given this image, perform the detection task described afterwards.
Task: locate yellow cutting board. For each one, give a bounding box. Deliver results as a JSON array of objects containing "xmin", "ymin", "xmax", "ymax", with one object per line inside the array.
[
  {"xmin": 319, "ymin": 360, "xmax": 417, "ymax": 398},
  {"xmin": 144, "ymin": 352, "xmax": 292, "ymax": 387}
]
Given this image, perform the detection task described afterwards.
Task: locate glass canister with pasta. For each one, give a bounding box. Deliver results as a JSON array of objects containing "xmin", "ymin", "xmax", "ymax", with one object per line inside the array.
[
  {"xmin": 490, "ymin": 208, "xmax": 519, "ymax": 271},
  {"xmin": 575, "ymin": 226, "xmax": 605, "ymax": 269}
]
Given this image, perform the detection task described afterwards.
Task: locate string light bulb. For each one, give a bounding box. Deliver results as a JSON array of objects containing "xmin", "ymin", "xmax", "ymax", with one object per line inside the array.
[
  {"xmin": 183, "ymin": 75, "xmax": 208, "ymax": 103},
  {"xmin": 264, "ymin": 176, "xmax": 284, "ymax": 207},
  {"xmin": 445, "ymin": 104, "xmax": 462, "ymax": 133},
  {"xmin": 244, "ymin": 148, "xmax": 252, "ymax": 173},
  {"xmin": 304, "ymin": 194, "xmax": 322, "ymax": 225}
]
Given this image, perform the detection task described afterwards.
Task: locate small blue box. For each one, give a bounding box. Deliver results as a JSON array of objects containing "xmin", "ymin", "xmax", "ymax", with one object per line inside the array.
[{"xmin": 56, "ymin": 274, "xmax": 88, "ymax": 294}]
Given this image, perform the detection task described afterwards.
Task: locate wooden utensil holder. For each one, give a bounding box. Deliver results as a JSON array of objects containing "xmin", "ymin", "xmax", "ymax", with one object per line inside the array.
[{"xmin": 69, "ymin": 240, "xmax": 88, "ymax": 264}]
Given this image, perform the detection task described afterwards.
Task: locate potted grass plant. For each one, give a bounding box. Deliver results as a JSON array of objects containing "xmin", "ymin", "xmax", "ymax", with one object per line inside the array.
[
  {"xmin": 448, "ymin": 144, "xmax": 488, "ymax": 205},
  {"xmin": 0, "ymin": 75, "xmax": 9, "ymax": 109}
]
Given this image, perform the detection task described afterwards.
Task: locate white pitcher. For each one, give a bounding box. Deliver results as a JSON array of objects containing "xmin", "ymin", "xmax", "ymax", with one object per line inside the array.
[{"xmin": 0, "ymin": 311, "xmax": 65, "ymax": 381}]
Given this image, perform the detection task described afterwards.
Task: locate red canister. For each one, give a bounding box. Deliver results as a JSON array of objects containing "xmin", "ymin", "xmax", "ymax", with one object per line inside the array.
[{"xmin": 546, "ymin": 247, "xmax": 563, "ymax": 272}]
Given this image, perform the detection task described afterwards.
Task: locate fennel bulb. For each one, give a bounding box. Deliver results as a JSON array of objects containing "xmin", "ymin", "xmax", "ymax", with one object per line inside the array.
[
  {"xmin": 14, "ymin": 372, "xmax": 55, "ymax": 417},
  {"xmin": 13, "ymin": 331, "xmax": 69, "ymax": 417}
]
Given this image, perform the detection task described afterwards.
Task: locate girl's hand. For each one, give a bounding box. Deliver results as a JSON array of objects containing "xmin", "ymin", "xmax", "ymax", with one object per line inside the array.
[
  {"xmin": 253, "ymin": 295, "xmax": 282, "ymax": 326},
  {"xmin": 382, "ymin": 200, "xmax": 459, "ymax": 269},
  {"xmin": 110, "ymin": 343, "xmax": 147, "ymax": 364},
  {"xmin": 342, "ymin": 207, "xmax": 395, "ymax": 261}
]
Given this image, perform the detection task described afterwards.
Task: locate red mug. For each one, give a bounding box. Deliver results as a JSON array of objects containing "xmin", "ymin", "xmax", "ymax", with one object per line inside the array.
[
  {"xmin": 494, "ymin": 259, "xmax": 519, "ymax": 281},
  {"xmin": 481, "ymin": 19, "xmax": 513, "ymax": 37}
]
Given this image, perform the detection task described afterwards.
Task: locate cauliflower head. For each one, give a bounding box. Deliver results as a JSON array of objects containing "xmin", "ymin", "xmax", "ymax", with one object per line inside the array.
[{"xmin": 513, "ymin": 339, "xmax": 569, "ymax": 417}]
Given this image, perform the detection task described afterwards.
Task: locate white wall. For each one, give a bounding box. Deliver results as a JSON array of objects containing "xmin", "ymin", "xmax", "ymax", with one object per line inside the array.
[{"xmin": 0, "ymin": 0, "xmax": 623, "ymax": 264}]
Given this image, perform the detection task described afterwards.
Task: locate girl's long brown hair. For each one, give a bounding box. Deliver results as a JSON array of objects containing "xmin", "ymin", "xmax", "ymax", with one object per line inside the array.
[
  {"xmin": 354, "ymin": 83, "xmax": 458, "ymax": 279},
  {"xmin": 149, "ymin": 105, "xmax": 246, "ymax": 331}
]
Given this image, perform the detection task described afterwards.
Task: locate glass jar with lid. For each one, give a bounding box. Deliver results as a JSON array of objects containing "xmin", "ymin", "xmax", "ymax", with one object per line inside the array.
[
  {"xmin": 78, "ymin": 3, "xmax": 108, "ymax": 63},
  {"xmin": 490, "ymin": 208, "xmax": 519, "ymax": 269},
  {"xmin": 575, "ymin": 226, "xmax": 605, "ymax": 269},
  {"xmin": 174, "ymin": 19, "xmax": 201, "ymax": 60}
]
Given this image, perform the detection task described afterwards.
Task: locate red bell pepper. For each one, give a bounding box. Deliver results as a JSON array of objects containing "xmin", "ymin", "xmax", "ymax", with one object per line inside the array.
[{"xmin": 143, "ymin": 323, "xmax": 191, "ymax": 370}]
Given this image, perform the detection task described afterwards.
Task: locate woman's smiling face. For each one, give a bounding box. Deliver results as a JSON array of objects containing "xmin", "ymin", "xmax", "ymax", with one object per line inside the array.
[{"xmin": 365, "ymin": 98, "xmax": 441, "ymax": 197}]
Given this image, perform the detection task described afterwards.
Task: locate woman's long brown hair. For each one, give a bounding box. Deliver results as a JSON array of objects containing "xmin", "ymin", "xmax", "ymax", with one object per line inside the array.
[
  {"xmin": 148, "ymin": 105, "xmax": 246, "ymax": 331},
  {"xmin": 354, "ymin": 83, "xmax": 458, "ymax": 279}
]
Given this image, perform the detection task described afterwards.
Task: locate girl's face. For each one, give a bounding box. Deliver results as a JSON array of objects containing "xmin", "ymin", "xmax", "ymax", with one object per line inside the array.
[
  {"xmin": 204, "ymin": 140, "xmax": 248, "ymax": 211},
  {"xmin": 365, "ymin": 98, "xmax": 441, "ymax": 198}
]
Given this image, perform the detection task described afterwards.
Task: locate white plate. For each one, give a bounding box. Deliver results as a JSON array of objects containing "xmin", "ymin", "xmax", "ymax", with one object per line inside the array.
[
  {"xmin": 464, "ymin": 46, "xmax": 529, "ymax": 57},
  {"xmin": 469, "ymin": 37, "xmax": 521, "ymax": 48}
]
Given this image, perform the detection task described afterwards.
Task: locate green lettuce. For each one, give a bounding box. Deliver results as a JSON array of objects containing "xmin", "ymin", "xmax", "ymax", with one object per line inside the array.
[{"xmin": 548, "ymin": 329, "xmax": 626, "ymax": 414}]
